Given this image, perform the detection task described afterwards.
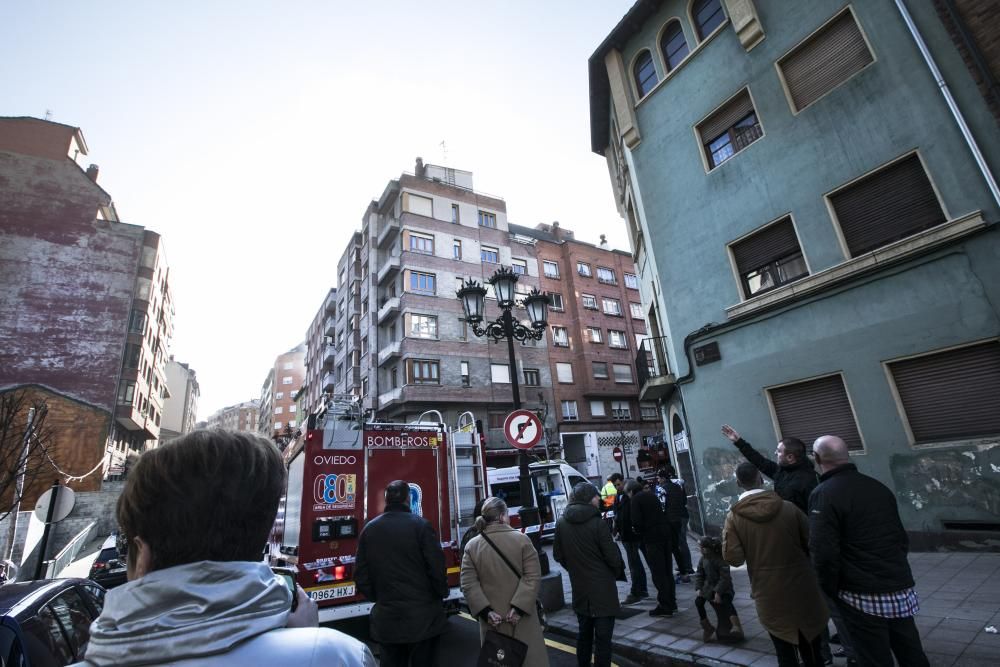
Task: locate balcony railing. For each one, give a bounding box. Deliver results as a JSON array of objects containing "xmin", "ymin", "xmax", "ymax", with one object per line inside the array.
[{"xmin": 636, "ymin": 336, "xmax": 676, "ymax": 401}]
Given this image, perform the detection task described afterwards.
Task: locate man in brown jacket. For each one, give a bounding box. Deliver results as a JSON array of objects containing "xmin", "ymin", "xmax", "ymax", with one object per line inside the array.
[{"xmin": 723, "ymin": 462, "xmax": 828, "ymax": 667}]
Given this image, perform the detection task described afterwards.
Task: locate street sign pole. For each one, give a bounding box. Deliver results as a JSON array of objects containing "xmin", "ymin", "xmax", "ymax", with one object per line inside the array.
[{"xmin": 33, "ymin": 480, "xmax": 59, "ymax": 581}]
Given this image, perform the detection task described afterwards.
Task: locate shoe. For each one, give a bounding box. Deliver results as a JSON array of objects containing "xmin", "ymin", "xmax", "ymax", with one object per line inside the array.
[
  {"xmin": 622, "ymin": 594, "xmax": 643, "ymax": 605},
  {"xmin": 649, "ymin": 606, "xmax": 674, "ymax": 617},
  {"xmin": 700, "ymin": 617, "xmax": 716, "ymax": 642},
  {"xmin": 722, "ymin": 615, "xmax": 745, "ymax": 643},
  {"xmin": 833, "ymin": 647, "xmax": 847, "ymax": 658}
]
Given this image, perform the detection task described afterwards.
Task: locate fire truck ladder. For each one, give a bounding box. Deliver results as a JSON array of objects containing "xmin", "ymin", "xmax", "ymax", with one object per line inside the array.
[{"xmin": 450, "ymin": 411, "xmax": 487, "ymax": 544}]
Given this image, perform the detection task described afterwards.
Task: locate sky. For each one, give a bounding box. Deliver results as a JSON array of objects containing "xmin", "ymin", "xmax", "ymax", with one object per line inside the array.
[{"xmin": 1, "ymin": 0, "xmax": 635, "ymax": 418}]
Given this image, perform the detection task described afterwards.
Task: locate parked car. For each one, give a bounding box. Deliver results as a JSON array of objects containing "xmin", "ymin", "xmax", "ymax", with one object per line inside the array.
[
  {"xmin": 87, "ymin": 535, "xmax": 127, "ymax": 590},
  {"xmin": 0, "ymin": 577, "xmax": 106, "ymax": 666}
]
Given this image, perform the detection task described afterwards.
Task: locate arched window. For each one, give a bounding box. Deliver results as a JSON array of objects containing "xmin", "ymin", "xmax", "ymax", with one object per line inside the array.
[
  {"xmin": 692, "ymin": 0, "xmax": 725, "ymax": 41},
  {"xmin": 660, "ymin": 21, "xmax": 690, "ymax": 71},
  {"xmin": 633, "ymin": 50, "xmax": 658, "ymax": 98}
]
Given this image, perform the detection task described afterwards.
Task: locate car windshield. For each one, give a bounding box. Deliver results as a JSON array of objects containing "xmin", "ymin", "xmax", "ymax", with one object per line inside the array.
[{"xmin": 95, "ymin": 548, "xmax": 118, "ymax": 563}]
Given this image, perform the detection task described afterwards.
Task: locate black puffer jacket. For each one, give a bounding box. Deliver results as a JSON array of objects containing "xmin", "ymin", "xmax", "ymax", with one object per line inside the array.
[
  {"xmin": 613, "ymin": 490, "xmax": 639, "ymax": 542},
  {"xmin": 662, "ymin": 480, "xmax": 688, "ymax": 523},
  {"xmin": 808, "ymin": 464, "xmax": 915, "ymax": 597},
  {"xmin": 630, "ymin": 488, "xmax": 672, "ymax": 544},
  {"xmin": 355, "ymin": 504, "xmax": 449, "ymax": 644},
  {"xmin": 553, "ymin": 501, "xmax": 623, "ymax": 618},
  {"xmin": 735, "ymin": 438, "xmax": 818, "ymax": 514}
]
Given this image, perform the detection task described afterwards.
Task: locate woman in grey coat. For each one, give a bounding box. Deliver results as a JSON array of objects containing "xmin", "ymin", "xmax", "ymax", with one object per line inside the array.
[{"xmin": 461, "ymin": 497, "xmax": 550, "ymax": 667}]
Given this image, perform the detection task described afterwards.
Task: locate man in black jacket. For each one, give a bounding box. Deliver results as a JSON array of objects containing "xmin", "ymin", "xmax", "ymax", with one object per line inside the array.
[
  {"xmin": 809, "ymin": 436, "xmax": 929, "ymax": 667},
  {"xmin": 658, "ymin": 466, "xmax": 694, "ymax": 582},
  {"xmin": 355, "ymin": 480, "xmax": 449, "ymax": 667},
  {"xmin": 613, "ymin": 478, "xmax": 648, "ymax": 604},
  {"xmin": 721, "ymin": 424, "xmax": 817, "ymax": 514},
  {"xmin": 631, "ymin": 477, "xmax": 676, "ymax": 616}
]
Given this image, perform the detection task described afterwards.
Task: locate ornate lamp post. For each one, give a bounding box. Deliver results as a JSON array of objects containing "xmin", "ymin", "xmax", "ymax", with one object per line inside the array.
[{"xmin": 457, "ymin": 267, "xmax": 548, "ymax": 526}]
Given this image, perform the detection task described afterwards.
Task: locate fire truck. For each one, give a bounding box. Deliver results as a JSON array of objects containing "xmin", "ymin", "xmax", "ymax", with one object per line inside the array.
[{"xmin": 268, "ymin": 397, "xmax": 488, "ymax": 623}]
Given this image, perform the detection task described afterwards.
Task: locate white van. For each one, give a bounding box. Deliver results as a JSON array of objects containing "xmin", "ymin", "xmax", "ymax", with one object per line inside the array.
[{"xmin": 487, "ymin": 461, "xmax": 592, "ymax": 537}]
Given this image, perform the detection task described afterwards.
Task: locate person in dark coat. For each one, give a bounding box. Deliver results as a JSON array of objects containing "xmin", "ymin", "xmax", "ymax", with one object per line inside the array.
[
  {"xmin": 694, "ymin": 535, "xmax": 744, "ymax": 644},
  {"xmin": 553, "ymin": 482, "xmax": 623, "ymax": 667},
  {"xmin": 657, "ymin": 466, "xmax": 693, "ymax": 582},
  {"xmin": 630, "ymin": 476, "xmax": 676, "ymax": 616},
  {"xmin": 809, "ymin": 436, "xmax": 929, "ymax": 667},
  {"xmin": 613, "ymin": 478, "xmax": 647, "ymax": 604},
  {"xmin": 721, "ymin": 424, "xmax": 818, "ymax": 514},
  {"xmin": 354, "ymin": 480, "xmax": 449, "ymax": 667}
]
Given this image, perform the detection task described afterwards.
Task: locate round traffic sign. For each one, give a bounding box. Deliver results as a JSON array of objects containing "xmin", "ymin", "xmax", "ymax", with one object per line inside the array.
[
  {"xmin": 503, "ymin": 410, "xmax": 543, "ymax": 450},
  {"xmin": 33, "ymin": 486, "xmax": 75, "ymax": 523},
  {"xmin": 612, "ymin": 446, "xmax": 623, "ymax": 462}
]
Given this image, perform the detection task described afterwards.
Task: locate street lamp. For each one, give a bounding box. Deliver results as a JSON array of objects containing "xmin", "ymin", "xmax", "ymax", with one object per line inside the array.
[{"xmin": 457, "ymin": 268, "xmax": 548, "ymax": 527}]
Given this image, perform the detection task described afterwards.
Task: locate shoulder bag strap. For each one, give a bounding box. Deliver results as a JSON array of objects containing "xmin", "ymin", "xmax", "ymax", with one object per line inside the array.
[{"xmin": 479, "ymin": 530, "xmax": 522, "ymax": 579}]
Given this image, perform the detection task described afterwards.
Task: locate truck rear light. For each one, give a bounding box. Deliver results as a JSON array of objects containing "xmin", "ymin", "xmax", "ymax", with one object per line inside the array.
[{"xmin": 334, "ymin": 565, "xmax": 346, "ymax": 580}]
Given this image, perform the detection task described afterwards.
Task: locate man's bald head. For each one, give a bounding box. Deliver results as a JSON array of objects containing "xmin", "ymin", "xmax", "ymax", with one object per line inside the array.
[{"xmin": 813, "ymin": 435, "xmax": 850, "ymax": 471}]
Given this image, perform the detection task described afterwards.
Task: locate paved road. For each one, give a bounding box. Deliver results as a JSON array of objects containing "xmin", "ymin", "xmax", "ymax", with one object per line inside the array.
[{"xmin": 327, "ymin": 611, "xmax": 639, "ymax": 666}]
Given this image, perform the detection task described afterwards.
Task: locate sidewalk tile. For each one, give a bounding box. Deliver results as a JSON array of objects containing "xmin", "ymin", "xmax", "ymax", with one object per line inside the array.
[
  {"xmin": 927, "ymin": 627, "xmax": 982, "ymax": 644},
  {"xmin": 667, "ymin": 637, "xmax": 702, "ymax": 652},
  {"xmin": 749, "ymin": 654, "xmax": 780, "ymax": 666},
  {"xmin": 722, "ymin": 647, "xmax": 768, "ymax": 665},
  {"xmin": 926, "ymin": 654, "xmax": 956, "ymax": 667},
  {"xmin": 927, "ymin": 639, "xmax": 976, "ymax": 656}
]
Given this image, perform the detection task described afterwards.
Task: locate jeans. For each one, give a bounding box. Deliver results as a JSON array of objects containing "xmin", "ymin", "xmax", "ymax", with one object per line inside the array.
[
  {"xmin": 577, "ymin": 614, "xmax": 615, "ymax": 667},
  {"xmin": 622, "ymin": 541, "xmax": 648, "ymax": 597},
  {"xmin": 695, "ymin": 594, "xmax": 738, "ymax": 635},
  {"xmin": 823, "ymin": 591, "xmax": 856, "ymax": 659},
  {"xmin": 768, "ymin": 630, "xmax": 823, "ymax": 667},
  {"xmin": 835, "ymin": 599, "xmax": 929, "ymax": 667},
  {"xmin": 641, "ymin": 540, "xmax": 676, "ymax": 610},
  {"xmin": 379, "ymin": 635, "xmax": 440, "ymax": 667},
  {"xmin": 670, "ymin": 519, "xmax": 693, "ymax": 574}
]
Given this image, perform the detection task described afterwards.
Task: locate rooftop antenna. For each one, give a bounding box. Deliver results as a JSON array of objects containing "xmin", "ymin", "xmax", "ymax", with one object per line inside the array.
[
  {"xmin": 440, "ymin": 140, "xmax": 448, "ymax": 165},
  {"xmin": 44, "ymin": 109, "xmax": 52, "ymax": 121}
]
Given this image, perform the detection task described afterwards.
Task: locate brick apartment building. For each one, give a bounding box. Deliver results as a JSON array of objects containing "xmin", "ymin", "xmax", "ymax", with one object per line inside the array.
[
  {"xmin": 206, "ymin": 399, "xmax": 259, "ymax": 432},
  {"xmin": 259, "ymin": 343, "xmax": 306, "ymax": 440}
]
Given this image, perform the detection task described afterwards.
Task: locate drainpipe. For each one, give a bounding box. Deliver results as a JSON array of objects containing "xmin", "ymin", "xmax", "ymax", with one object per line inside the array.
[{"xmin": 894, "ymin": 0, "xmax": 1000, "ymax": 208}]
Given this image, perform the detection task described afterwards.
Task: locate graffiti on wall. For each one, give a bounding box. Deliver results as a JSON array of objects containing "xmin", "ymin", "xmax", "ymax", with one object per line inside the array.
[
  {"xmin": 890, "ymin": 444, "xmax": 1000, "ymax": 518},
  {"xmin": 699, "ymin": 447, "xmax": 747, "ymax": 526}
]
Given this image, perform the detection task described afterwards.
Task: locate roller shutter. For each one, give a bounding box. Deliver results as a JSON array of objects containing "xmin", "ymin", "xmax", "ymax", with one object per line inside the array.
[
  {"xmin": 769, "ymin": 374, "xmax": 863, "ymax": 451},
  {"xmin": 731, "ymin": 218, "xmax": 800, "ymax": 276},
  {"xmin": 699, "ymin": 90, "xmax": 754, "ymax": 143}
]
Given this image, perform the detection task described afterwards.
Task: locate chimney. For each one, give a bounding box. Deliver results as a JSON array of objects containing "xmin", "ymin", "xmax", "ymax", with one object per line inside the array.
[
  {"xmin": 415, "ymin": 157, "xmax": 425, "ymax": 178},
  {"xmin": 551, "ymin": 221, "xmax": 560, "ymax": 239},
  {"xmin": 600, "ymin": 234, "xmax": 609, "ymax": 250},
  {"xmin": 86, "ymin": 164, "xmax": 99, "ymax": 182}
]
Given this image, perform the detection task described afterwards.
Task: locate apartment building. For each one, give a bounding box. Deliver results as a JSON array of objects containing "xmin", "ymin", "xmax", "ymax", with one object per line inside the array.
[
  {"xmin": 589, "ymin": 0, "xmax": 1000, "ymax": 543},
  {"xmin": 511, "ymin": 222, "xmax": 661, "ymax": 479},
  {"xmin": 0, "ymin": 116, "xmax": 174, "ymax": 499},
  {"xmin": 329, "ymin": 233, "xmax": 365, "ymax": 405},
  {"xmin": 301, "ymin": 288, "xmax": 336, "ymax": 417},
  {"xmin": 206, "ymin": 400, "xmax": 259, "ymax": 431},
  {"xmin": 161, "ymin": 357, "xmax": 200, "ymax": 443},
  {"xmin": 263, "ymin": 343, "xmax": 306, "ymax": 439}
]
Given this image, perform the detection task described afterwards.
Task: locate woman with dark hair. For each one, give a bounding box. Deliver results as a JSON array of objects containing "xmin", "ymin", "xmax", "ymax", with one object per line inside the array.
[{"xmin": 461, "ymin": 497, "xmax": 549, "ymax": 667}]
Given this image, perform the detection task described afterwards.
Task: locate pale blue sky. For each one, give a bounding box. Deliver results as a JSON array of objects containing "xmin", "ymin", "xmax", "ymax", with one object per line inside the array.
[{"xmin": 2, "ymin": 1, "xmax": 635, "ymax": 417}]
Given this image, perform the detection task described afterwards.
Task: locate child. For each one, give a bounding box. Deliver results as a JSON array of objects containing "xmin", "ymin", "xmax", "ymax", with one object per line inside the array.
[{"xmin": 695, "ymin": 536, "xmax": 744, "ymax": 643}]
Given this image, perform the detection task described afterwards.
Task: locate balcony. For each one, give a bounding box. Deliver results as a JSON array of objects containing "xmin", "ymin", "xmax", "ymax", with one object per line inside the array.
[
  {"xmin": 377, "ymin": 217, "xmax": 401, "ymax": 249},
  {"xmin": 324, "ymin": 315, "xmax": 336, "ymax": 337},
  {"xmin": 636, "ymin": 336, "xmax": 676, "ymax": 401},
  {"xmin": 377, "ymin": 296, "xmax": 401, "ymax": 324},
  {"xmin": 115, "ymin": 404, "xmax": 158, "ymax": 440},
  {"xmin": 322, "ymin": 371, "xmax": 335, "ymax": 392},
  {"xmin": 324, "ymin": 290, "xmax": 336, "ymax": 314},
  {"xmin": 322, "ymin": 344, "xmax": 336, "ymax": 368},
  {"xmin": 377, "ymin": 255, "xmax": 401, "ymax": 285},
  {"xmin": 377, "ymin": 340, "xmax": 402, "ymax": 366}
]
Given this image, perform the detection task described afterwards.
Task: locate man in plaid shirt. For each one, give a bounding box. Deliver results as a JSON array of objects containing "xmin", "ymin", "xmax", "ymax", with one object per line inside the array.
[{"xmin": 808, "ymin": 436, "xmax": 929, "ymax": 667}]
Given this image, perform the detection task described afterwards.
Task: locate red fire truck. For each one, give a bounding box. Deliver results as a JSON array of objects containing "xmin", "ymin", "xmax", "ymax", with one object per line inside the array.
[{"xmin": 269, "ymin": 399, "xmax": 487, "ymax": 623}]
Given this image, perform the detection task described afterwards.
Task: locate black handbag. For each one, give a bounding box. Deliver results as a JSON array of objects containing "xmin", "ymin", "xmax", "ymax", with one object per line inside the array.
[
  {"xmin": 479, "ymin": 531, "xmax": 548, "ymax": 631},
  {"xmin": 477, "ymin": 628, "xmax": 528, "ymax": 667}
]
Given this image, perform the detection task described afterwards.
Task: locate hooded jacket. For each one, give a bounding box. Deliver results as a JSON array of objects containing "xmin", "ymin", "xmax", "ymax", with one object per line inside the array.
[
  {"xmin": 72, "ymin": 561, "xmax": 374, "ymax": 667},
  {"xmin": 734, "ymin": 438, "xmax": 818, "ymax": 514},
  {"xmin": 723, "ymin": 491, "xmax": 828, "ymax": 644},
  {"xmin": 553, "ymin": 501, "xmax": 623, "ymax": 618}
]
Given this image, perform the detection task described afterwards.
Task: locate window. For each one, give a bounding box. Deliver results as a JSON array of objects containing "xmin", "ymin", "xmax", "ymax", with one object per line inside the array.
[
  {"xmin": 360, "ymin": 337, "xmax": 368, "ymax": 356},
  {"xmin": 561, "ymin": 400, "xmax": 579, "ymax": 421},
  {"xmin": 410, "ymin": 359, "xmax": 440, "ymax": 384},
  {"xmin": 698, "ymin": 89, "xmax": 762, "ymax": 169},
  {"xmin": 693, "ymin": 0, "xmax": 725, "ymax": 41},
  {"xmin": 624, "ymin": 273, "xmax": 639, "ymax": 290},
  {"xmin": 410, "ymin": 314, "xmax": 438, "ymax": 338},
  {"xmin": 612, "ymin": 363, "xmax": 633, "ymax": 383},
  {"xmin": 551, "ymin": 326, "xmax": 570, "ymax": 347},
  {"xmin": 547, "ymin": 293, "xmax": 564, "ymax": 310},
  {"xmin": 592, "ymin": 362, "xmax": 609, "ymax": 379},
  {"xmin": 887, "ymin": 341, "xmax": 1000, "ymax": 445},
  {"xmin": 451, "ymin": 203, "xmax": 460, "ymax": 223},
  {"xmin": 582, "ymin": 294, "xmax": 598, "ymax": 310},
  {"xmin": 282, "ymin": 376, "xmax": 293, "ymax": 385},
  {"xmin": 391, "ymin": 367, "xmax": 398, "ymax": 388},
  {"xmin": 597, "ymin": 267, "xmax": 616, "ymax": 284},
  {"xmin": 408, "ymin": 232, "xmax": 434, "ymax": 254},
  {"xmin": 274, "ymin": 407, "xmax": 283, "ymax": 415},
  {"xmin": 523, "ymin": 368, "xmax": 540, "ymax": 386},
  {"xmin": 608, "ymin": 330, "xmax": 628, "ymax": 349},
  {"xmin": 660, "ymin": 20, "xmax": 689, "ymax": 71},
  {"xmin": 491, "ymin": 363, "xmax": 511, "ymax": 383},
  {"xmin": 289, "ymin": 405, "xmax": 297, "ymax": 413},
  {"xmin": 361, "ymin": 299, "xmax": 368, "ymax": 316},
  {"xmin": 779, "ymin": 9, "xmax": 874, "ymax": 112},
  {"xmin": 556, "ymin": 362, "xmax": 574, "ymax": 383},
  {"xmin": 611, "ymin": 400, "xmax": 632, "ymax": 419},
  {"xmin": 22, "ymin": 605, "xmax": 73, "ymax": 665},
  {"xmin": 409, "ymin": 271, "xmax": 436, "ymax": 294},
  {"xmin": 488, "ymin": 412, "xmax": 506, "ymax": 429},
  {"xmin": 577, "ymin": 262, "xmax": 592, "ymax": 277},
  {"xmin": 590, "ymin": 401, "xmax": 607, "ymax": 417},
  {"xmin": 511, "ymin": 258, "xmax": 527, "ymax": 275},
  {"xmin": 115, "ymin": 379, "xmax": 134, "ymax": 402},
  {"xmin": 282, "ymin": 362, "xmax": 294, "ymax": 370},
  {"xmin": 478, "ymin": 210, "xmax": 497, "ymax": 228},
  {"xmin": 768, "ymin": 374, "xmax": 863, "ymax": 451},
  {"xmin": 640, "ymin": 403, "xmax": 658, "ymax": 419},
  {"xmin": 128, "ymin": 309, "xmax": 146, "ymax": 334},
  {"xmin": 543, "ymin": 261, "xmax": 560, "ymax": 278},
  {"xmin": 453, "ymin": 239, "xmax": 462, "ymax": 260},
  {"xmin": 602, "ymin": 298, "xmax": 623, "ymax": 316},
  {"xmin": 587, "ymin": 327, "xmax": 603, "ymax": 344},
  {"xmin": 633, "ymin": 50, "xmax": 658, "ymax": 98},
  {"xmin": 274, "ymin": 421, "xmax": 283, "ymax": 429},
  {"xmin": 731, "ymin": 217, "xmax": 809, "ymax": 298},
  {"xmin": 630, "ymin": 303, "xmax": 644, "ymax": 318},
  {"xmin": 275, "ymin": 392, "xmax": 284, "ymax": 400},
  {"xmin": 829, "ymin": 154, "xmax": 946, "ymax": 258},
  {"xmin": 123, "ymin": 343, "xmax": 141, "ymax": 368},
  {"xmin": 402, "ymin": 192, "xmax": 433, "ymax": 217},
  {"xmin": 459, "ymin": 361, "xmax": 470, "ymax": 386},
  {"xmin": 288, "ymin": 419, "xmax": 297, "ymax": 428},
  {"xmin": 481, "ymin": 246, "xmax": 499, "ymax": 264}
]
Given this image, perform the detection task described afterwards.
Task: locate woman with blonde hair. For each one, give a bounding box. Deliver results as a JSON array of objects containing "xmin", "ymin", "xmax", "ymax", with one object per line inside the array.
[{"xmin": 461, "ymin": 497, "xmax": 549, "ymax": 667}]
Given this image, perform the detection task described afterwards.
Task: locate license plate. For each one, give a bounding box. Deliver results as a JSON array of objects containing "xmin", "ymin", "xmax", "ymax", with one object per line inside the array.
[{"xmin": 307, "ymin": 584, "xmax": 355, "ymax": 602}]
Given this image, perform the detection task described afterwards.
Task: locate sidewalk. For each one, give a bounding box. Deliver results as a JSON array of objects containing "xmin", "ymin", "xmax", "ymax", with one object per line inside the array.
[{"xmin": 545, "ymin": 537, "xmax": 1000, "ymax": 666}]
